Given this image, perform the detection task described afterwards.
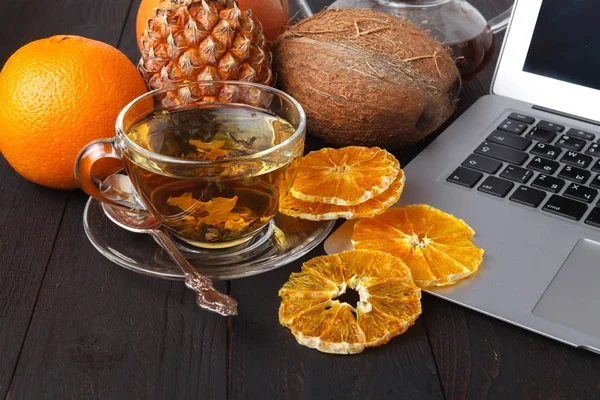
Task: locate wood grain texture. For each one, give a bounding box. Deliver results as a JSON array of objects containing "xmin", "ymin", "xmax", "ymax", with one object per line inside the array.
[
  {"xmin": 3, "ymin": 0, "xmax": 600, "ymax": 398},
  {"xmin": 228, "ymin": 251, "xmax": 444, "ymax": 400},
  {"xmin": 0, "ymin": 0, "xmax": 131, "ymax": 66},
  {"xmin": 120, "ymin": 0, "xmax": 143, "ymax": 63},
  {"xmin": 0, "ymin": 0, "xmax": 138, "ymax": 396},
  {"xmin": 0, "ymin": 158, "xmax": 69, "ymax": 399},
  {"xmin": 5, "ymin": 1, "xmax": 227, "ymax": 397},
  {"xmin": 422, "ymin": 295, "xmax": 600, "ymax": 399},
  {"xmin": 8, "ymin": 192, "xmax": 227, "ymax": 399}
]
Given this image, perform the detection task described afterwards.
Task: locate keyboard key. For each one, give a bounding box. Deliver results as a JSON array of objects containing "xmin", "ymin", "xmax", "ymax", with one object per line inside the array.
[
  {"xmin": 530, "ymin": 142, "xmax": 561, "ymax": 160},
  {"xmin": 556, "ymin": 135, "xmax": 586, "ymax": 151},
  {"xmin": 508, "ymin": 112, "xmax": 535, "ymax": 124},
  {"xmin": 560, "ymin": 150, "xmax": 593, "ymax": 168},
  {"xmin": 447, "ymin": 167, "xmax": 483, "ymax": 188},
  {"xmin": 477, "ymin": 176, "xmax": 514, "ymax": 197},
  {"xmin": 531, "ymin": 174, "xmax": 565, "ymax": 193},
  {"xmin": 590, "ymin": 175, "xmax": 600, "ymax": 189},
  {"xmin": 543, "ymin": 195, "xmax": 588, "ymax": 221},
  {"xmin": 558, "ymin": 165, "xmax": 591, "ymax": 184},
  {"xmin": 567, "ymin": 128, "xmax": 595, "ymax": 141},
  {"xmin": 592, "ymin": 160, "xmax": 600, "ymax": 173},
  {"xmin": 487, "ymin": 131, "xmax": 532, "ymax": 151},
  {"xmin": 585, "ymin": 143, "xmax": 600, "ymax": 157},
  {"xmin": 584, "ymin": 207, "xmax": 600, "ymax": 228},
  {"xmin": 497, "ymin": 119, "xmax": 528, "ymax": 135},
  {"xmin": 500, "ymin": 165, "xmax": 533, "ymax": 183},
  {"xmin": 510, "ymin": 186, "xmax": 546, "ymax": 207},
  {"xmin": 474, "ymin": 142, "xmax": 528, "ymax": 165},
  {"xmin": 563, "ymin": 183, "xmax": 598, "ymax": 204},
  {"xmin": 462, "ymin": 154, "xmax": 502, "ymax": 174},
  {"xmin": 527, "ymin": 127, "xmax": 557, "ymax": 143},
  {"xmin": 527, "ymin": 156, "xmax": 560, "ymax": 174},
  {"xmin": 537, "ymin": 120, "xmax": 565, "ymax": 132}
]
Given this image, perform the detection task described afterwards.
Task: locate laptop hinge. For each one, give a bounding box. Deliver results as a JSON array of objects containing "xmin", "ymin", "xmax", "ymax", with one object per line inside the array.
[{"xmin": 532, "ymin": 105, "xmax": 600, "ymax": 127}]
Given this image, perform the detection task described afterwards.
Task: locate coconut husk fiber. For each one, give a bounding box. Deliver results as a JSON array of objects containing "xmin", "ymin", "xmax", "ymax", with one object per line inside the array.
[{"xmin": 273, "ymin": 8, "xmax": 461, "ymax": 149}]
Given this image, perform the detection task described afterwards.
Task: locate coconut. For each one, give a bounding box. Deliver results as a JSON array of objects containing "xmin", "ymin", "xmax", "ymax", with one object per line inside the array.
[{"xmin": 273, "ymin": 8, "xmax": 461, "ymax": 149}]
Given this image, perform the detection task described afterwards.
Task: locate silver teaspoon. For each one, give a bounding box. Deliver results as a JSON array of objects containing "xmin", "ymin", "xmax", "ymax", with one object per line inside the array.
[{"xmin": 102, "ymin": 202, "xmax": 238, "ymax": 316}]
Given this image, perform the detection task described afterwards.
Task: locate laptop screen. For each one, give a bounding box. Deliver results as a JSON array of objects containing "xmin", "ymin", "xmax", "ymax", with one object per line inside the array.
[{"xmin": 523, "ymin": 0, "xmax": 600, "ymax": 91}]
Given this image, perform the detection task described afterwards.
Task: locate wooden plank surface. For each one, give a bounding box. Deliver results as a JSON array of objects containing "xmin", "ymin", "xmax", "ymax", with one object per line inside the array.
[
  {"xmin": 2, "ymin": 0, "xmax": 600, "ymax": 398},
  {"xmin": 4, "ymin": 1, "xmax": 227, "ymax": 398},
  {"xmin": 0, "ymin": 0, "xmax": 128, "ymax": 66},
  {"xmin": 422, "ymin": 295, "xmax": 600, "ymax": 400},
  {"xmin": 228, "ymin": 252, "xmax": 444, "ymax": 399},
  {"xmin": 225, "ymin": 2, "xmax": 511, "ymax": 399},
  {"xmin": 0, "ymin": 159, "xmax": 69, "ymax": 398},
  {"xmin": 9, "ymin": 192, "xmax": 227, "ymax": 399},
  {"xmin": 0, "ymin": 0, "xmax": 137, "ymax": 397}
]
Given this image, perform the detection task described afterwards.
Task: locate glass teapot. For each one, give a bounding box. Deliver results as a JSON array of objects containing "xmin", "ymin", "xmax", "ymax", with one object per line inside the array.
[{"xmin": 302, "ymin": 0, "xmax": 513, "ymax": 83}]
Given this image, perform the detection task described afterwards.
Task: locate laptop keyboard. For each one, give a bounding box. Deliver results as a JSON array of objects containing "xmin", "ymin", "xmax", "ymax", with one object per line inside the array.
[{"xmin": 446, "ymin": 111, "xmax": 600, "ymax": 228}]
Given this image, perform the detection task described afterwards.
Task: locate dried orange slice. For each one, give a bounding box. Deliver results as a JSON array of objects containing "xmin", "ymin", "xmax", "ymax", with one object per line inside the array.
[
  {"xmin": 279, "ymin": 250, "xmax": 422, "ymax": 354},
  {"xmin": 289, "ymin": 146, "xmax": 400, "ymax": 206},
  {"xmin": 352, "ymin": 205, "xmax": 484, "ymax": 288},
  {"xmin": 279, "ymin": 170, "xmax": 406, "ymax": 220}
]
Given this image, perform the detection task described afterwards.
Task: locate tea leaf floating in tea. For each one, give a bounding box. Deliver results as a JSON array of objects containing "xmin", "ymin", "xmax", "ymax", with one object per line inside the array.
[
  {"xmin": 189, "ymin": 134, "xmax": 260, "ymax": 161},
  {"xmin": 189, "ymin": 140, "xmax": 228, "ymax": 160},
  {"xmin": 167, "ymin": 193, "xmax": 257, "ymax": 241},
  {"xmin": 167, "ymin": 193, "xmax": 237, "ymax": 213}
]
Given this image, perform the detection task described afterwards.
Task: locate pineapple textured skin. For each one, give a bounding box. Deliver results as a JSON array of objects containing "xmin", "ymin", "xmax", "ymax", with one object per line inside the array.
[{"xmin": 138, "ymin": 0, "xmax": 273, "ymax": 104}]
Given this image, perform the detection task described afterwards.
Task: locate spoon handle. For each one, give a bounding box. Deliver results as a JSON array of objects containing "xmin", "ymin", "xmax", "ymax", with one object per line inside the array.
[{"xmin": 150, "ymin": 229, "xmax": 238, "ymax": 316}]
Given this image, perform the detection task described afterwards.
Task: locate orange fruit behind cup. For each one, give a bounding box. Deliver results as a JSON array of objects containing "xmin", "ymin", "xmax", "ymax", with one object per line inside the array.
[
  {"xmin": 238, "ymin": 0, "xmax": 288, "ymax": 40},
  {"xmin": 136, "ymin": 0, "xmax": 288, "ymax": 49},
  {"xmin": 0, "ymin": 35, "xmax": 148, "ymax": 189}
]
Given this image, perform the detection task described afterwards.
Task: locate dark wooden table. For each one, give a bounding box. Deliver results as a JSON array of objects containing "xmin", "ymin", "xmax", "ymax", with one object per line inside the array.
[{"xmin": 2, "ymin": 0, "xmax": 600, "ymax": 399}]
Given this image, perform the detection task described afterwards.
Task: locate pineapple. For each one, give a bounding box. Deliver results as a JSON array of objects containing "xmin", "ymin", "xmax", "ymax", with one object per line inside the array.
[{"xmin": 138, "ymin": 0, "xmax": 273, "ymax": 104}]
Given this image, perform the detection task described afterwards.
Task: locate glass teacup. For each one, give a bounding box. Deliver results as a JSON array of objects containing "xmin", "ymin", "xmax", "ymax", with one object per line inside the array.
[{"xmin": 76, "ymin": 81, "xmax": 306, "ymax": 249}]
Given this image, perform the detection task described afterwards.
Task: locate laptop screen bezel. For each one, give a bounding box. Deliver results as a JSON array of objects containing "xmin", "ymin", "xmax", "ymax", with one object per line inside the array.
[{"xmin": 492, "ymin": 0, "xmax": 600, "ymax": 123}]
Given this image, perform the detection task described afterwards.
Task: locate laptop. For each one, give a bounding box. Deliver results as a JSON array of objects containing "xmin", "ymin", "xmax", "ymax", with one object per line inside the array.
[{"xmin": 323, "ymin": 0, "xmax": 600, "ymax": 354}]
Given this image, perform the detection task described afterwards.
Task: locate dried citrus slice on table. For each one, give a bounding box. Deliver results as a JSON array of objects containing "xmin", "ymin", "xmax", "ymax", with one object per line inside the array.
[
  {"xmin": 352, "ymin": 205, "xmax": 484, "ymax": 288},
  {"xmin": 279, "ymin": 250, "xmax": 422, "ymax": 354},
  {"xmin": 289, "ymin": 146, "xmax": 400, "ymax": 205},
  {"xmin": 280, "ymin": 170, "xmax": 406, "ymax": 220}
]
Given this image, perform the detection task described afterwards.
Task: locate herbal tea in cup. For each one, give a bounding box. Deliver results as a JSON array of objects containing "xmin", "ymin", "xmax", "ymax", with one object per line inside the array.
[
  {"xmin": 76, "ymin": 81, "xmax": 306, "ymax": 249},
  {"xmin": 125, "ymin": 106, "xmax": 300, "ymax": 248}
]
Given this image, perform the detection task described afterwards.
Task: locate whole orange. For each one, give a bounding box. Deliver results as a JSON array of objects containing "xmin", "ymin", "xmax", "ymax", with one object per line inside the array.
[
  {"xmin": 136, "ymin": 0, "xmax": 288, "ymax": 49},
  {"xmin": 238, "ymin": 0, "xmax": 288, "ymax": 40},
  {"xmin": 0, "ymin": 35, "xmax": 148, "ymax": 189},
  {"xmin": 238, "ymin": 0, "xmax": 289, "ymax": 40}
]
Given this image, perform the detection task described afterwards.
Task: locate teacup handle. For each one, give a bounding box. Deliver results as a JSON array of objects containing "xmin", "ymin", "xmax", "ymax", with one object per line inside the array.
[{"xmin": 74, "ymin": 138, "xmax": 140, "ymax": 209}]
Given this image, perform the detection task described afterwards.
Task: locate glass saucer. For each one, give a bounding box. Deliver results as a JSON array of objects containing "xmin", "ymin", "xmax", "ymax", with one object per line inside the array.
[{"xmin": 83, "ymin": 197, "xmax": 335, "ymax": 280}]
